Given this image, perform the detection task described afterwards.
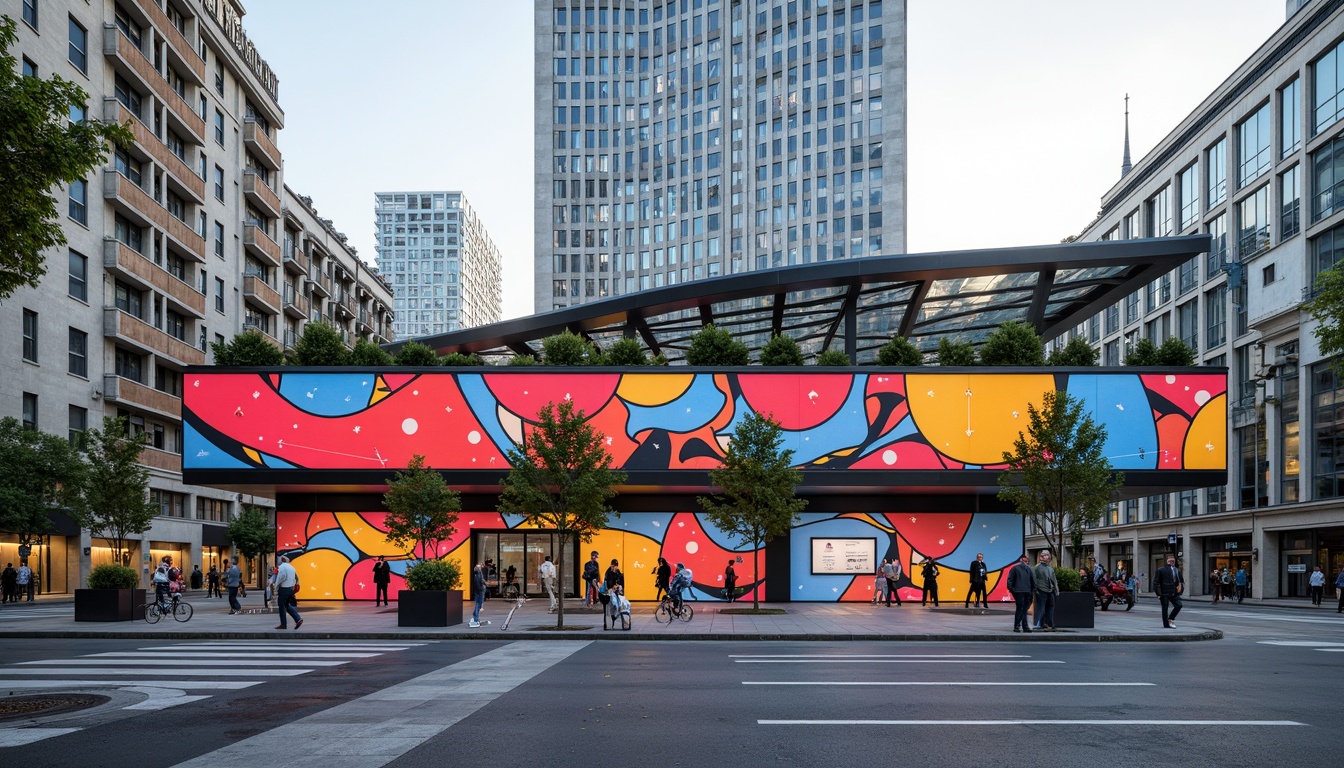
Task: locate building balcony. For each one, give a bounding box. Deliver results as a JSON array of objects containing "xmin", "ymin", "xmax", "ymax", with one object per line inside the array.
[
  {"xmin": 243, "ymin": 224, "xmax": 282, "ymax": 268},
  {"xmin": 102, "ymin": 26, "xmax": 204, "ymax": 143},
  {"xmin": 243, "ymin": 118, "xmax": 281, "ymax": 171},
  {"xmin": 102, "ymin": 239, "xmax": 205, "ymax": 318},
  {"xmin": 283, "ymin": 328, "xmax": 298, "ymax": 350},
  {"xmin": 242, "ymin": 170, "xmax": 282, "ymax": 218},
  {"xmin": 102, "ymin": 374, "xmax": 181, "ymax": 420},
  {"xmin": 243, "ymin": 274, "xmax": 282, "ymax": 314},
  {"xmin": 282, "ymin": 284, "xmax": 310, "ymax": 319},
  {"xmin": 138, "ymin": 446, "xmax": 182, "ymax": 473},
  {"xmin": 242, "ymin": 318, "xmax": 283, "ymax": 350},
  {"xmin": 308, "ymin": 269, "xmax": 332, "ymax": 298},
  {"xmin": 333, "ymin": 293, "xmax": 355, "ymax": 319},
  {"xmin": 103, "ymin": 307, "xmax": 205, "ymax": 366},
  {"xmin": 128, "ymin": 0, "xmax": 205, "ymax": 85},
  {"xmin": 282, "ymin": 242, "xmax": 310, "ymax": 276},
  {"xmin": 357, "ymin": 308, "xmax": 375, "ymax": 335},
  {"xmin": 104, "ymin": 99, "xmax": 204, "ymax": 203},
  {"xmin": 102, "ymin": 170, "xmax": 205, "ymax": 258}
]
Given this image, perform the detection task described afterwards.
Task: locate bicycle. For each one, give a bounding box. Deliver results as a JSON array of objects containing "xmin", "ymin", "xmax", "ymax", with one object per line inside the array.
[
  {"xmin": 144, "ymin": 591, "xmax": 194, "ymax": 624},
  {"xmin": 654, "ymin": 593, "xmax": 694, "ymax": 623}
]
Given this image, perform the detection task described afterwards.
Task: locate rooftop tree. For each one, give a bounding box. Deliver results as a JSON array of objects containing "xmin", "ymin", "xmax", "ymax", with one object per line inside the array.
[
  {"xmin": 291, "ymin": 322, "xmax": 351, "ymax": 366},
  {"xmin": 759, "ymin": 333, "xmax": 805, "ymax": 366},
  {"xmin": 876, "ymin": 336, "xmax": 924, "ymax": 366},
  {"xmin": 687, "ymin": 323, "xmax": 750, "ymax": 366},
  {"xmin": 1047, "ymin": 336, "xmax": 1100, "ymax": 366},
  {"xmin": 937, "ymin": 337, "xmax": 977, "ymax": 366},
  {"xmin": 979, "ymin": 321, "xmax": 1045, "ymax": 366},
  {"xmin": 210, "ymin": 330, "xmax": 285, "ymax": 366}
]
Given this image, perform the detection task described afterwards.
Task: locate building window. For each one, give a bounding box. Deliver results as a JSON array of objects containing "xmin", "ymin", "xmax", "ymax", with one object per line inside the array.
[
  {"xmin": 1146, "ymin": 186, "xmax": 1172, "ymax": 237},
  {"xmin": 1313, "ymin": 40, "xmax": 1344, "ymax": 136},
  {"xmin": 1237, "ymin": 421, "xmax": 1267, "ymax": 509},
  {"xmin": 1281, "ymin": 77, "xmax": 1301, "ymax": 158},
  {"xmin": 215, "ymin": 277, "xmax": 225, "ymax": 313},
  {"xmin": 22, "ymin": 0, "xmax": 36, "ymax": 29},
  {"xmin": 1236, "ymin": 184, "xmax": 1269, "ymax": 258},
  {"xmin": 113, "ymin": 74, "xmax": 142, "ymax": 119},
  {"xmin": 1237, "ymin": 103, "xmax": 1271, "ymax": 187},
  {"xmin": 196, "ymin": 497, "xmax": 230, "ymax": 522},
  {"xmin": 155, "ymin": 365, "xmax": 183, "ymax": 397},
  {"xmin": 1281, "ymin": 165, "xmax": 1301, "ymax": 240},
  {"xmin": 114, "ymin": 347, "xmax": 143, "ymax": 383},
  {"xmin": 68, "ymin": 178, "xmax": 87, "ymax": 224},
  {"xmin": 151, "ymin": 489, "xmax": 188, "ymax": 518},
  {"xmin": 68, "ymin": 250, "xmax": 87, "ymax": 301},
  {"xmin": 1313, "ymin": 220, "xmax": 1344, "ymax": 274},
  {"xmin": 22, "ymin": 309, "xmax": 38, "ymax": 362},
  {"xmin": 114, "ymin": 280, "xmax": 144, "ymax": 317},
  {"xmin": 1104, "ymin": 304, "xmax": 1119, "ymax": 335},
  {"xmin": 1206, "ymin": 214, "xmax": 1227, "ymax": 275},
  {"xmin": 1279, "ymin": 345, "xmax": 1300, "ymax": 504},
  {"xmin": 1123, "ymin": 291, "xmax": 1138, "ymax": 325},
  {"xmin": 1103, "ymin": 339, "xmax": 1119, "ymax": 367},
  {"xmin": 214, "ymin": 166, "xmax": 224, "ymax": 200},
  {"xmin": 165, "ymin": 310, "xmax": 186, "ymax": 342},
  {"xmin": 68, "ymin": 405, "xmax": 87, "ymax": 449},
  {"xmin": 1205, "ymin": 285, "xmax": 1226, "ymax": 348},
  {"xmin": 1177, "ymin": 300, "xmax": 1198, "ymax": 353},
  {"xmin": 1178, "ymin": 257, "xmax": 1198, "ymax": 295},
  {"xmin": 1311, "ymin": 134, "xmax": 1344, "ymax": 223},
  {"xmin": 1207, "ymin": 138, "xmax": 1227, "ymax": 207},
  {"xmin": 114, "ymin": 213, "xmax": 143, "ymax": 252},
  {"xmin": 214, "ymin": 221, "xmax": 225, "ymax": 259},
  {"xmin": 68, "ymin": 16, "xmax": 87, "ymax": 73},
  {"xmin": 22, "ymin": 393, "xmax": 37, "ymax": 430},
  {"xmin": 1178, "ymin": 163, "xmax": 1200, "ymax": 229},
  {"xmin": 114, "ymin": 4, "xmax": 143, "ymax": 48},
  {"xmin": 22, "ymin": 57, "xmax": 35, "ymax": 77},
  {"xmin": 68, "ymin": 327, "xmax": 87, "ymax": 377},
  {"xmin": 214, "ymin": 109, "xmax": 225, "ymax": 145}
]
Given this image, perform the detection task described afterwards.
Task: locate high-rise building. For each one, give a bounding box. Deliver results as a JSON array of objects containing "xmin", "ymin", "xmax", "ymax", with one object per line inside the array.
[
  {"xmin": 374, "ymin": 191, "xmax": 503, "ymax": 338},
  {"xmin": 1042, "ymin": 0, "xmax": 1344, "ymax": 602},
  {"xmin": 0, "ymin": 0, "xmax": 390, "ymax": 592},
  {"xmin": 534, "ymin": 0, "xmax": 907, "ymax": 313}
]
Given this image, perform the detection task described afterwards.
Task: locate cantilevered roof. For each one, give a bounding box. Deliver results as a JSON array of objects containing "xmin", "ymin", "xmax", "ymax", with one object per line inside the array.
[{"xmin": 394, "ymin": 236, "xmax": 1211, "ymax": 363}]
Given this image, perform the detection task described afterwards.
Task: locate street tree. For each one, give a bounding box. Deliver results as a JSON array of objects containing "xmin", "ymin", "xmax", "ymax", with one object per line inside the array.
[
  {"xmin": 1307, "ymin": 267, "xmax": 1344, "ymax": 373},
  {"xmin": 697, "ymin": 412, "xmax": 807, "ymax": 610},
  {"xmin": 1125, "ymin": 337, "xmax": 1196, "ymax": 366},
  {"xmin": 997, "ymin": 390, "xmax": 1124, "ymax": 565},
  {"xmin": 350, "ymin": 338, "xmax": 394, "ymax": 366},
  {"xmin": 393, "ymin": 341, "xmax": 440, "ymax": 366},
  {"xmin": 210, "ymin": 331, "xmax": 285, "ymax": 366},
  {"xmin": 1047, "ymin": 336, "xmax": 1100, "ymax": 366},
  {"xmin": 0, "ymin": 16, "xmax": 132, "ymax": 300},
  {"xmin": 980, "ymin": 321, "xmax": 1045, "ymax": 366},
  {"xmin": 498, "ymin": 400, "xmax": 626, "ymax": 627},
  {"xmin": 74, "ymin": 418, "xmax": 156, "ymax": 567},
  {"xmin": 227, "ymin": 504, "xmax": 276, "ymax": 591},
  {"xmin": 382, "ymin": 454, "xmax": 461, "ymax": 562},
  {"xmin": 291, "ymin": 322, "xmax": 351, "ymax": 365},
  {"xmin": 0, "ymin": 417, "xmax": 86, "ymax": 550}
]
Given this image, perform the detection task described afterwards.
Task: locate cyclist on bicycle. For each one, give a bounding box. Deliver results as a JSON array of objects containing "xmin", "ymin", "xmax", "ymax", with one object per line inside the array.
[
  {"xmin": 669, "ymin": 563, "xmax": 693, "ymax": 613},
  {"xmin": 151, "ymin": 556, "xmax": 177, "ymax": 608}
]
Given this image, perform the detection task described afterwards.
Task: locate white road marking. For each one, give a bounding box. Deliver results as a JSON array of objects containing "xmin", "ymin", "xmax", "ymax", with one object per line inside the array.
[
  {"xmin": 119, "ymin": 687, "xmax": 212, "ymax": 711},
  {"xmin": 734, "ymin": 659, "xmax": 1064, "ymax": 664},
  {"xmin": 759, "ymin": 719, "xmax": 1305, "ymax": 726},
  {"xmin": 0, "ymin": 728, "xmax": 82, "ymax": 747},
  {"xmin": 729, "ymin": 654, "xmax": 1030, "ymax": 659},
  {"xmin": 0, "ymin": 680, "xmax": 262, "ymax": 690},
  {"xmin": 745, "ymin": 681, "xmax": 1153, "ymax": 686},
  {"xmin": 170, "ymin": 641, "xmax": 591, "ymax": 768},
  {"xmin": 18, "ymin": 658, "xmax": 349, "ymax": 667},
  {"xmin": 0, "ymin": 667, "xmax": 308, "ymax": 677},
  {"xmin": 88, "ymin": 651, "xmax": 384, "ymax": 659},
  {"xmin": 1258, "ymin": 640, "xmax": 1344, "ymax": 647}
]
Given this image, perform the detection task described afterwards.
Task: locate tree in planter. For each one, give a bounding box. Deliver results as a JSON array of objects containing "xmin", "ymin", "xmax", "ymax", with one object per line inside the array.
[
  {"xmin": 606, "ymin": 337, "xmax": 653, "ymax": 366},
  {"xmin": 542, "ymin": 330, "xmax": 604, "ymax": 365},
  {"xmin": 979, "ymin": 321, "xmax": 1045, "ymax": 366},
  {"xmin": 227, "ymin": 505, "xmax": 276, "ymax": 594},
  {"xmin": 393, "ymin": 341, "xmax": 440, "ymax": 366},
  {"xmin": 697, "ymin": 412, "xmax": 808, "ymax": 610},
  {"xmin": 382, "ymin": 454, "xmax": 461, "ymax": 563},
  {"xmin": 210, "ymin": 330, "xmax": 285, "ymax": 366},
  {"xmin": 0, "ymin": 417, "xmax": 87, "ymax": 554},
  {"xmin": 1125, "ymin": 337, "xmax": 1195, "ymax": 366},
  {"xmin": 1047, "ymin": 336, "xmax": 1099, "ymax": 366},
  {"xmin": 937, "ymin": 337, "xmax": 977, "ymax": 366},
  {"xmin": 876, "ymin": 336, "xmax": 924, "ymax": 366},
  {"xmin": 759, "ymin": 333, "xmax": 805, "ymax": 365},
  {"xmin": 815, "ymin": 349, "xmax": 851, "ymax": 366},
  {"xmin": 350, "ymin": 338, "xmax": 395, "ymax": 366},
  {"xmin": 440, "ymin": 352, "xmax": 484, "ymax": 366},
  {"xmin": 291, "ymin": 322, "xmax": 352, "ymax": 366},
  {"xmin": 498, "ymin": 400, "xmax": 626, "ymax": 627},
  {"xmin": 996, "ymin": 390, "xmax": 1124, "ymax": 565},
  {"xmin": 687, "ymin": 324, "xmax": 750, "ymax": 366},
  {"xmin": 72, "ymin": 418, "xmax": 156, "ymax": 568}
]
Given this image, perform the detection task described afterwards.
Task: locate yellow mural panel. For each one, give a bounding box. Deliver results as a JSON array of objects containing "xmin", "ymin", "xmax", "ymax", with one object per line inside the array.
[
  {"xmin": 616, "ymin": 373, "xmax": 695, "ymax": 406},
  {"xmin": 906, "ymin": 374, "xmax": 1055, "ymax": 466},
  {"xmin": 1184, "ymin": 393, "xmax": 1228, "ymax": 469}
]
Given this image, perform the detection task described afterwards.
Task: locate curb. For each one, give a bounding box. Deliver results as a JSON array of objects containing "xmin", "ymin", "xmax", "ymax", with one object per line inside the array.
[{"xmin": 0, "ymin": 629, "xmax": 1223, "ymax": 642}]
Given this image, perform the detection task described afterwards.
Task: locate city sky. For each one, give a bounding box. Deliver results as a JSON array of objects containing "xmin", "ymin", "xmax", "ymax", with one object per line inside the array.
[{"xmin": 242, "ymin": 0, "xmax": 1289, "ymax": 322}]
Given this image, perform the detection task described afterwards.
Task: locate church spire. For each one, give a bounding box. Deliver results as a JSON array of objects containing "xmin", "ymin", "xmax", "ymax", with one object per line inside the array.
[{"xmin": 1121, "ymin": 94, "xmax": 1133, "ymax": 177}]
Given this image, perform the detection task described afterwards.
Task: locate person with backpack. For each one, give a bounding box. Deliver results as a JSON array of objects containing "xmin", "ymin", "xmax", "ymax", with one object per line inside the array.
[
  {"xmin": 151, "ymin": 556, "xmax": 175, "ymax": 608},
  {"xmin": 669, "ymin": 563, "xmax": 693, "ymax": 613},
  {"xmin": 583, "ymin": 551, "xmax": 601, "ymax": 607},
  {"xmin": 921, "ymin": 558, "xmax": 940, "ymax": 607},
  {"xmin": 206, "ymin": 564, "xmax": 221, "ymax": 598}
]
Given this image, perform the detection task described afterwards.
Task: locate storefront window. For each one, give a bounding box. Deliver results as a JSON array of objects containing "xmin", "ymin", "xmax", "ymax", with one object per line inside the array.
[
  {"xmin": 1312, "ymin": 361, "xmax": 1344, "ymax": 499},
  {"xmin": 1279, "ymin": 345, "xmax": 1300, "ymax": 503}
]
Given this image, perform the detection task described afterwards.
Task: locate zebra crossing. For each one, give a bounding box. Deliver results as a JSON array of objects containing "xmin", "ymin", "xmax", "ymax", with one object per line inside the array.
[
  {"xmin": 0, "ymin": 604, "xmax": 72, "ymax": 621},
  {"xmin": 0, "ymin": 641, "xmax": 423, "ymax": 746},
  {"xmin": 1259, "ymin": 639, "xmax": 1344, "ymax": 652}
]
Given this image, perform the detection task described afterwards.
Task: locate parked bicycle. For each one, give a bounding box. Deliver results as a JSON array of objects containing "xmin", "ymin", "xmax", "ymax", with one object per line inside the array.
[
  {"xmin": 144, "ymin": 591, "xmax": 193, "ymax": 624},
  {"xmin": 654, "ymin": 593, "xmax": 694, "ymax": 623}
]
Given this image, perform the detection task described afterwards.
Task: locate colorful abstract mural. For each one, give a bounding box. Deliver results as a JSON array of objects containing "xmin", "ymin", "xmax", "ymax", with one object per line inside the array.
[
  {"xmin": 184, "ymin": 370, "xmax": 1227, "ymax": 476},
  {"xmin": 277, "ymin": 508, "xmax": 1022, "ymax": 603}
]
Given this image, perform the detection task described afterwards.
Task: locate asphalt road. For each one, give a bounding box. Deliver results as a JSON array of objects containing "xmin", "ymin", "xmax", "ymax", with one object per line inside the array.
[{"xmin": 0, "ymin": 603, "xmax": 1339, "ymax": 767}]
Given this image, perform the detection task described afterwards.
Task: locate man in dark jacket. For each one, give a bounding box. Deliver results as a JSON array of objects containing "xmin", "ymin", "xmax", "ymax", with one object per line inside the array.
[
  {"xmin": 966, "ymin": 553, "xmax": 989, "ymax": 608},
  {"xmin": 1152, "ymin": 555, "xmax": 1184, "ymax": 628},
  {"xmin": 1006, "ymin": 554, "xmax": 1035, "ymax": 633},
  {"xmin": 372, "ymin": 556, "xmax": 392, "ymax": 606},
  {"xmin": 470, "ymin": 562, "xmax": 488, "ymax": 628},
  {"xmin": 1, "ymin": 563, "xmax": 16, "ymax": 603}
]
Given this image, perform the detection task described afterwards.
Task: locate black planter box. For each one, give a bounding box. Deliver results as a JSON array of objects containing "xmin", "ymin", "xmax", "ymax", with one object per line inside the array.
[
  {"xmin": 1055, "ymin": 591, "xmax": 1095, "ymax": 629},
  {"xmin": 397, "ymin": 589, "xmax": 463, "ymax": 627},
  {"xmin": 74, "ymin": 588, "xmax": 147, "ymax": 622}
]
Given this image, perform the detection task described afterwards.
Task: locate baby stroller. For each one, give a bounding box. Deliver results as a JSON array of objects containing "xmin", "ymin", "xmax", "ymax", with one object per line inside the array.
[{"xmin": 603, "ymin": 584, "xmax": 632, "ymax": 631}]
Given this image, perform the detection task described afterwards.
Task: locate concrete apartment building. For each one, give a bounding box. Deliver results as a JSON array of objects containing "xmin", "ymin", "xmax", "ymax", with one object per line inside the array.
[
  {"xmin": 374, "ymin": 191, "xmax": 502, "ymax": 339},
  {"xmin": 1039, "ymin": 0, "xmax": 1344, "ymax": 603},
  {"xmin": 534, "ymin": 0, "xmax": 907, "ymax": 313},
  {"xmin": 1, "ymin": 0, "xmax": 390, "ymax": 594}
]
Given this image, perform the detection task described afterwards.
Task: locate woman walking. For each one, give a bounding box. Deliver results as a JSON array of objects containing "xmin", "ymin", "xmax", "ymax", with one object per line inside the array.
[
  {"xmin": 655, "ymin": 557, "xmax": 671, "ymax": 602},
  {"xmin": 723, "ymin": 560, "xmax": 738, "ymax": 602},
  {"xmin": 921, "ymin": 558, "xmax": 940, "ymax": 607}
]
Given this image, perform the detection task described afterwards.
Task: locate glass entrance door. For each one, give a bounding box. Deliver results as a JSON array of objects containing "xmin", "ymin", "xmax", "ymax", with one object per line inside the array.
[
  {"xmin": 479, "ymin": 532, "xmax": 563, "ymax": 597},
  {"xmin": 1283, "ymin": 551, "xmax": 1311, "ymax": 597}
]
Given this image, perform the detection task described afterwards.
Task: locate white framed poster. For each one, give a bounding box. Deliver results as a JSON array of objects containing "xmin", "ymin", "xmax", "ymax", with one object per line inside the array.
[{"xmin": 811, "ymin": 537, "xmax": 877, "ymax": 575}]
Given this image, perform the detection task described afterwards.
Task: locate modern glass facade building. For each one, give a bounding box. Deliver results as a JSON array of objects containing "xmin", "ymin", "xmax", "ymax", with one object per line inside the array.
[
  {"xmin": 375, "ymin": 192, "xmax": 503, "ymax": 339},
  {"xmin": 1042, "ymin": 0, "xmax": 1344, "ymax": 602},
  {"xmin": 534, "ymin": 0, "xmax": 907, "ymax": 312}
]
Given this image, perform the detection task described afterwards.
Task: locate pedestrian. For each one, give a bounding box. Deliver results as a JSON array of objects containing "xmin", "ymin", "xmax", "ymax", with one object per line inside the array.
[
  {"xmin": 539, "ymin": 555, "xmax": 557, "ymax": 611},
  {"xmin": 1031, "ymin": 551, "xmax": 1058, "ymax": 631},
  {"xmin": 273, "ymin": 555, "xmax": 303, "ymax": 630},
  {"xmin": 469, "ymin": 561, "xmax": 488, "ymax": 627},
  {"xmin": 1114, "ymin": 561, "xmax": 1128, "ymax": 585},
  {"xmin": 1209, "ymin": 568, "xmax": 1221, "ymax": 605},
  {"xmin": 1127, "ymin": 572, "xmax": 1140, "ymax": 605},
  {"xmin": 872, "ymin": 562, "xmax": 888, "ymax": 605},
  {"xmin": 966, "ymin": 553, "xmax": 988, "ymax": 608},
  {"xmin": 1309, "ymin": 565, "xmax": 1325, "ymax": 606},
  {"xmin": 1007, "ymin": 554, "xmax": 1035, "ymax": 633},
  {"xmin": 920, "ymin": 558, "xmax": 940, "ymax": 607},
  {"xmin": 372, "ymin": 555, "xmax": 391, "ymax": 606},
  {"xmin": 151, "ymin": 557, "xmax": 173, "ymax": 607},
  {"xmin": 1235, "ymin": 565, "xmax": 1248, "ymax": 603},
  {"xmin": 207, "ymin": 564, "xmax": 221, "ymax": 598},
  {"xmin": 583, "ymin": 551, "xmax": 601, "ymax": 607},
  {"xmin": 885, "ymin": 557, "xmax": 903, "ymax": 606},
  {"xmin": 723, "ymin": 560, "xmax": 737, "ymax": 602},
  {"xmin": 1, "ymin": 563, "xmax": 15, "ymax": 603},
  {"xmin": 1090, "ymin": 557, "xmax": 1106, "ymax": 587},
  {"xmin": 654, "ymin": 557, "xmax": 671, "ymax": 602},
  {"xmin": 224, "ymin": 558, "xmax": 243, "ymax": 614},
  {"xmin": 604, "ymin": 558, "xmax": 625, "ymax": 597},
  {"xmin": 16, "ymin": 562, "xmax": 33, "ymax": 602},
  {"xmin": 1220, "ymin": 567, "xmax": 1233, "ymax": 600},
  {"xmin": 1335, "ymin": 568, "xmax": 1344, "ymax": 613},
  {"xmin": 190, "ymin": 565, "xmax": 203, "ymax": 591},
  {"xmin": 1152, "ymin": 555, "xmax": 1184, "ymax": 628}
]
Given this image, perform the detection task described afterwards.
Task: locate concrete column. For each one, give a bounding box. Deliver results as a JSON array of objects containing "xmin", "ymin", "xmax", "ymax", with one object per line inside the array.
[{"xmin": 1257, "ymin": 523, "xmax": 1278, "ymax": 599}]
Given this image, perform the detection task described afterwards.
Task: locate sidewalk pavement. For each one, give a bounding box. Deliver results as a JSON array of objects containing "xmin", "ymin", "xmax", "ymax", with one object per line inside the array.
[{"xmin": 0, "ymin": 593, "xmax": 1224, "ymax": 642}]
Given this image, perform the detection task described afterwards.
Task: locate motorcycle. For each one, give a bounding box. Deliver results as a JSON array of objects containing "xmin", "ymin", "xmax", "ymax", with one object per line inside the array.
[{"xmin": 1094, "ymin": 580, "xmax": 1135, "ymax": 611}]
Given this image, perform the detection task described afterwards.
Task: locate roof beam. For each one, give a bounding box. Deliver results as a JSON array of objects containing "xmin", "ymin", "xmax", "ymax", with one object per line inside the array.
[
  {"xmin": 1026, "ymin": 269, "xmax": 1056, "ymax": 330},
  {"xmin": 699, "ymin": 303, "xmax": 714, "ymax": 326},
  {"xmin": 507, "ymin": 341, "xmax": 537, "ymax": 358},
  {"xmin": 822, "ymin": 283, "xmax": 860, "ymax": 353},
  {"xmin": 631, "ymin": 316, "xmax": 661, "ymax": 356},
  {"xmin": 897, "ymin": 280, "xmax": 932, "ymax": 338}
]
